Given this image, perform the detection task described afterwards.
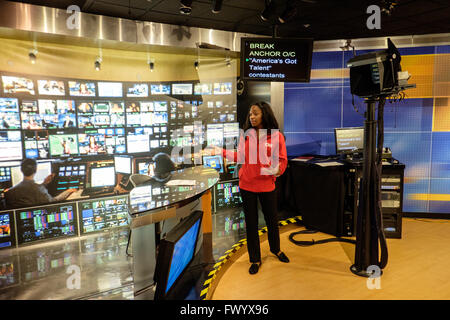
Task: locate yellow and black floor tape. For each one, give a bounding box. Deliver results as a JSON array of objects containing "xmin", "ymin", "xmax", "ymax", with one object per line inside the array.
[{"xmin": 200, "ymin": 215, "xmax": 302, "ymax": 300}]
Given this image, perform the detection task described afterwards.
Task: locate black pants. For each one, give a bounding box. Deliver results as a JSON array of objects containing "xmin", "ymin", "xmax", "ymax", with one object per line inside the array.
[{"xmin": 240, "ymin": 188, "xmax": 280, "ymax": 263}]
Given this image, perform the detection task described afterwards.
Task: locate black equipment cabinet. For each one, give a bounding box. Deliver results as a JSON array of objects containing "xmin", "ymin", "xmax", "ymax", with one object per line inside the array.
[
  {"xmin": 287, "ymin": 159, "xmax": 405, "ymax": 239},
  {"xmin": 350, "ymin": 163, "xmax": 405, "ymax": 239}
]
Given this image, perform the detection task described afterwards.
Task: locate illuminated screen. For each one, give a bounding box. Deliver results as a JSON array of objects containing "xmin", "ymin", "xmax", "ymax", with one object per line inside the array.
[
  {"xmin": 150, "ymin": 84, "xmax": 171, "ymax": 95},
  {"xmin": 335, "ymin": 127, "xmax": 364, "ymax": 154},
  {"xmin": 2, "ymin": 76, "xmax": 35, "ymax": 95},
  {"xmin": 114, "ymin": 155, "xmax": 132, "ymax": 174},
  {"xmin": 90, "ymin": 166, "xmax": 116, "ymax": 188},
  {"xmin": 206, "ymin": 123, "xmax": 224, "ymax": 146},
  {"xmin": 37, "ymin": 80, "xmax": 65, "ymax": 96},
  {"xmin": 138, "ymin": 161, "xmax": 155, "ymax": 176},
  {"xmin": 23, "ymin": 130, "xmax": 50, "ymax": 159},
  {"xmin": 10, "ymin": 161, "xmax": 52, "ymax": 186},
  {"xmin": 172, "ymin": 83, "xmax": 192, "ymax": 95},
  {"xmin": 127, "ymin": 128, "xmax": 151, "ymax": 153},
  {"xmin": 194, "ymin": 83, "xmax": 212, "ymax": 95},
  {"xmin": 55, "ymin": 163, "xmax": 86, "ymax": 192},
  {"xmin": 17, "ymin": 203, "xmax": 77, "ymax": 244},
  {"xmin": 0, "ymin": 131, "xmax": 22, "ymax": 161},
  {"xmin": 0, "ymin": 212, "xmax": 15, "ymax": 249},
  {"xmin": 0, "ymin": 98, "xmax": 20, "ymax": 129},
  {"xmin": 68, "ymin": 81, "xmax": 95, "ymax": 96},
  {"xmin": 215, "ymin": 180, "xmax": 242, "ymax": 211},
  {"xmin": 126, "ymin": 83, "xmax": 148, "ymax": 97},
  {"xmin": 79, "ymin": 196, "xmax": 128, "ymax": 234},
  {"xmin": 213, "ymin": 82, "xmax": 232, "ymax": 95},
  {"xmin": 78, "ymin": 130, "xmax": 107, "ymax": 155},
  {"xmin": 49, "ymin": 134, "xmax": 78, "ymax": 157},
  {"xmin": 154, "ymin": 211, "xmax": 202, "ymax": 299},
  {"xmin": 203, "ymin": 155, "xmax": 223, "ymax": 173},
  {"xmin": 98, "ymin": 82, "xmax": 123, "ymax": 97}
]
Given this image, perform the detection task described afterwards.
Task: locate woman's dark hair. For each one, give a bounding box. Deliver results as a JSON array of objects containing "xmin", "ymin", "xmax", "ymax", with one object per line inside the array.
[
  {"xmin": 243, "ymin": 101, "xmax": 280, "ymax": 132},
  {"xmin": 21, "ymin": 158, "xmax": 37, "ymax": 177}
]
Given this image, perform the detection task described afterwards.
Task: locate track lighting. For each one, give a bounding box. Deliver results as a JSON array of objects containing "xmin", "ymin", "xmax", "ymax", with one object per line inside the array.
[
  {"xmin": 29, "ymin": 49, "xmax": 38, "ymax": 64},
  {"xmin": 95, "ymin": 57, "xmax": 102, "ymax": 71},
  {"xmin": 225, "ymin": 58, "xmax": 231, "ymax": 67},
  {"xmin": 194, "ymin": 60, "xmax": 199, "ymax": 70},
  {"xmin": 180, "ymin": 0, "xmax": 193, "ymax": 14},
  {"xmin": 212, "ymin": 0, "xmax": 223, "ymax": 13},
  {"xmin": 149, "ymin": 60, "xmax": 154, "ymax": 72}
]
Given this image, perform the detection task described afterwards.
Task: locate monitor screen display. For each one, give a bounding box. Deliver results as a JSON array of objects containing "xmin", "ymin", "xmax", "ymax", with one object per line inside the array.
[
  {"xmin": 90, "ymin": 166, "xmax": 116, "ymax": 188},
  {"xmin": 213, "ymin": 82, "xmax": 232, "ymax": 95},
  {"xmin": 55, "ymin": 163, "xmax": 86, "ymax": 192},
  {"xmin": 194, "ymin": 83, "xmax": 212, "ymax": 95},
  {"xmin": 114, "ymin": 155, "xmax": 132, "ymax": 174},
  {"xmin": 172, "ymin": 83, "xmax": 192, "ymax": 95},
  {"xmin": 150, "ymin": 84, "xmax": 171, "ymax": 95},
  {"xmin": 79, "ymin": 196, "xmax": 128, "ymax": 234},
  {"xmin": 37, "ymin": 80, "xmax": 65, "ymax": 96},
  {"xmin": 0, "ymin": 131, "xmax": 22, "ymax": 161},
  {"xmin": 335, "ymin": 127, "xmax": 364, "ymax": 154},
  {"xmin": 23, "ymin": 130, "xmax": 50, "ymax": 159},
  {"xmin": 155, "ymin": 211, "xmax": 202, "ymax": 299},
  {"xmin": 2, "ymin": 76, "xmax": 35, "ymax": 95},
  {"xmin": 68, "ymin": 81, "xmax": 96, "ymax": 96},
  {"xmin": 0, "ymin": 212, "xmax": 15, "ymax": 249},
  {"xmin": 126, "ymin": 83, "xmax": 148, "ymax": 97},
  {"xmin": 10, "ymin": 161, "xmax": 52, "ymax": 186},
  {"xmin": 206, "ymin": 123, "xmax": 224, "ymax": 147},
  {"xmin": 203, "ymin": 155, "xmax": 224, "ymax": 173},
  {"xmin": 0, "ymin": 98, "xmax": 20, "ymax": 129},
  {"xmin": 16, "ymin": 203, "xmax": 77, "ymax": 244},
  {"xmin": 98, "ymin": 82, "xmax": 123, "ymax": 97},
  {"xmin": 78, "ymin": 130, "xmax": 107, "ymax": 155},
  {"xmin": 49, "ymin": 134, "xmax": 79, "ymax": 157},
  {"xmin": 126, "ymin": 128, "xmax": 151, "ymax": 153},
  {"xmin": 215, "ymin": 180, "xmax": 242, "ymax": 211}
]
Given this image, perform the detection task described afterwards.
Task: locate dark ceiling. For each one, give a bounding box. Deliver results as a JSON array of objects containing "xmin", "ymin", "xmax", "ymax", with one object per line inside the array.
[{"xmin": 7, "ymin": 0, "xmax": 450, "ymax": 40}]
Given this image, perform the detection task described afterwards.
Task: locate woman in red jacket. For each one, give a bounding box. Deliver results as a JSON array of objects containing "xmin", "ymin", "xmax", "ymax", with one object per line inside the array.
[{"xmin": 223, "ymin": 101, "xmax": 289, "ymax": 275}]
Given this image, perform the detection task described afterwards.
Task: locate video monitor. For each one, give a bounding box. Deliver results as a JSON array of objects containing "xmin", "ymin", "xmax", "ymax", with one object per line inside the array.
[
  {"xmin": 2, "ymin": 76, "xmax": 35, "ymax": 95},
  {"xmin": 105, "ymin": 128, "xmax": 126, "ymax": 154},
  {"xmin": 0, "ymin": 212, "xmax": 15, "ymax": 249},
  {"xmin": 0, "ymin": 98, "xmax": 21, "ymax": 129},
  {"xmin": 206, "ymin": 123, "xmax": 224, "ymax": 147},
  {"xmin": 56, "ymin": 100, "xmax": 76, "ymax": 114},
  {"xmin": 16, "ymin": 203, "xmax": 77, "ymax": 245},
  {"xmin": 68, "ymin": 81, "xmax": 95, "ymax": 97},
  {"xmin": 150, "ymin": 84, "xmax": 171, "ymax": 95},
  {"xmin": 153, "ymin": 112, "xmax": 168, "ymax": 124},
  {"xmin": 172, "ymin": 83, "xmax": 193, "ymax": 95},
  {"xmin": 194, "ymin": 83, "xmax": 212, "ymax": 95},
  {"xmin": 78, "ymin": 130, "xmax": 107, "ymax": 155},
  {"xmin": 213, "ymin": 82, "xmax": 232, "ymax": 95},
  {"xmin": 114, "ymin": 155, "xmax": 132, "ymax": 175},
  {"xmin": 154, "ymin": 101, "xmax": 168, "ymax": 112},
  {"xmin": 0, "ymin": 131, "xmax": 22, "ymax": 161},
  {"xmin": 0, "ymin": 166, "xmax": 12, "ymax": 183},
  {"xmin": 98, "ymin": 82, "xmax": 123, "ymax": 97},
  {"xmin": 55, "ymin": 163, "xmax": 86, "ymax": 192},
  {"xmin": 215, "ymin": 179, "xmax": 242, "ymax": 211},
  {"xmin": 335, "ymin": 127, "xmax": 364, "ymax": 154},
  {"xmin": 10, "ymin": 161, "xmax": 52, "ymax": 186},
  {"xmin": 23, "ymin": 130, "xmax": 50, "ymax": 159},
  {"xmin": 49, "ymin": 134, "xmax": 79, "ymax": 157},
  {"xmin": 37, "ymin": 80, "xmax": 65, "ymax": 96},
  {"xmin": 137, "ymin": 160, "xmax": 155, "ymax": 176},
  {"xmin": 90, "ymin": 166, "xmax": 116, "ymax": 188},
  {"xmin": 126, "ymin": 127, "xmax": 151, "ymax": 153},
  {"xmin": 126, "ymin": 83, "xmax": 148, "ymax": 97},
  {"xmin": 203, "ymin": 155, "xmax": 224, "ymax": 173},
  {"xmin": 154, "ymin": 210, "xmax": 203, "ymax": 300},
  {"xmin": 79, "ymin": 196, "xmax": 128, "ymax": 234}
]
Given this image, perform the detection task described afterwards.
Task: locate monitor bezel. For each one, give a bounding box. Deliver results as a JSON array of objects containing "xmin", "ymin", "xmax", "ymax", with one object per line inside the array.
[{"xmin": 90, "ymin": 165, "xmax": 116, "ymax": 188}]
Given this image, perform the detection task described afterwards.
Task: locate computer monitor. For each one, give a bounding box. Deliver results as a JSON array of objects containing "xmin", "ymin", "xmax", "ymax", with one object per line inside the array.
[
  {"xmin": 114, "ymin": 155, "xmax": 132, "ymax": 175},
  {"xmin": 90, "ymin": 166, "xmax": 116, "ymax": 188},
  {"xmin": 334, "ymin": 127, "xmax": 364, "ymax": 155},
  {"xmin": 11, "ymin": 161, "xmax": 52, "ymax": 186},
  {"xmin": 154, "ymin": 210, "xmax": 203, "ymax": 300},
  {"xmin": 215, "ymin": 179, "xmax": 242, "ymax": 211},
  {"xmin": 202, "ymin": 155, "xmax": 224, "ymax": 173}
]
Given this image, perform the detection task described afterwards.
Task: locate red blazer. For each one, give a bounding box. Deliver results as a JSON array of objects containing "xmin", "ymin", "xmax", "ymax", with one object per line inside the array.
[{"xmin": 224, "ymin": 129, "xmax": 287, "ymax": 193}]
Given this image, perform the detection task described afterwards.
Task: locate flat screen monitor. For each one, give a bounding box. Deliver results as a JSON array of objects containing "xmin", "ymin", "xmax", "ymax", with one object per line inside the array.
[
  {"xmin": 203, "ymin": 155, "xmax": 224, "ymax": 173},
  {"xmin": 68, "ymin": 81, "xmax": 95, "ymax": 97},
  {"xmin": 98, "ymin": 82, "xmax": 123, "ymax": 97},
  {"xmin": 90, "ymin": 166, "xmax": 116, "ymax": 188},
  {"xmin": 0, "ymin": 98, "xmax": 20, "ymax": 129},
  {"xmin": 10, "ymin": 161, "xmax": 52, "ymax": 186},
  {"xmin": 2, "ymin": 76, "xmax": 35, "ymax": 95},
  {"xmin": 194, "ymin": 83, "xmax": 212, "ymax": 95},
  {"xmin": 0, "ymin": 211, "xmax": 15, "ymax": 249},
  {"xmin": 114, "ymin": 155, "xmax": 132, "ymax": 175},
  {"xmin": 150, "ymin": 84, "xmax": 171, "ymax": 95},
  {"xmin": 37, "ymin": 80, "xmax": 65, "ymax": 96},
  {"xmin": 49, "ymin": 134, "xmax": 79, "ymax": 157},
  {"xmin": 79, "ymin": 196, "xmax": 128, "ymax": 234},
  {"xmin": 206, "ymin": 123, "xmax": 224, "ymax": 147},
  {"xmin": 16, "ymin": 203, "xmax": 77, "ymax": 245},
  {"xmin": 126, "ymin": 83, "xmax": 148, "ymax": 97},
  {"xmin": 335, "ymin": 127, "xmax": 364, "ymax": 154},
  {"xmin": 126, "ymin": 128, "xmax": 151, "ymax": 153},
  {"xmin": 213, "ymin": 82, "xmax": 232, "ymax": 95},
  {"xmin": 215, "ymin": 179, "xmax": 242, "ymax": 211},
  {"xmin": 172, "ymin": 83, "xmax": 192, "ymax": 95},
  {"xmin": 55, "ymin": 162, "xmax": 86, "ymax": 192},
  {"xmin": 0, "ymin": 131, "xmax": 23, "ymax": 161},
  {"xmin": 154, "ymin": 210, "xmax": 203, "ymax": 300}
]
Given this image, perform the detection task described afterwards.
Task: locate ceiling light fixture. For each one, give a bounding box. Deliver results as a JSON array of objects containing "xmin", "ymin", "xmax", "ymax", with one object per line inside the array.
[
  {"xmin": 148, "ymin": 59, "xmax": 155, "ymax": 72},
  {"xmin": 180, "ymin": 0, "xmax": 193, "ymax": 15},
  {"xmin": 95, "ymin": 57, "xmax": 102, "ymax": 71},
  {"xmin": 194, "ymin": 60, "xmax": 199, "ymax": 70},
  {"xmin": 29, "ymin": 49, "xmax": 38, "ymax": 64},
  {"xmin": 212, "ymin": 0, "xmax": 223, "ymax": 13}
]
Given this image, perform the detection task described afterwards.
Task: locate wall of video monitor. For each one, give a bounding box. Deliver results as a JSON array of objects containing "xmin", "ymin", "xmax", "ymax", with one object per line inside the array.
[{"xmin": 0, "ymin": 73, "xmax": 238, "ymax": 162}]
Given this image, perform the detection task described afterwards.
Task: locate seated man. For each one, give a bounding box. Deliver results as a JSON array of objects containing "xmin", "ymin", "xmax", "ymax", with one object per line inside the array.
[{"xmin": 5, "ymin": 158, "xmax": 76, "ymax": 209}]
